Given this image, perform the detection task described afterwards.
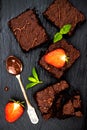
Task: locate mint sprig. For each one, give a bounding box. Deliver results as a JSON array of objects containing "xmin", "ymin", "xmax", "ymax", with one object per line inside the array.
[
  {"xmin": 26, "ymin": 67, "xmax": 43, "ymax": 89},
  {"xmin": 53, "ymin": 24, "xmax": 71, "ymax": 43},
  {"xmin": 53, "ymin": 32, "xmax": 63, "ymax": 43}
]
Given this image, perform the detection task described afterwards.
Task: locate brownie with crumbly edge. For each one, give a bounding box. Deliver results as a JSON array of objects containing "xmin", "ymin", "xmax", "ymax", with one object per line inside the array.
[
  {"xmin": 43, "ymin": 0, "xmax": 85, "ymax": 35},
  {"xmin": 39, "ymin": 39, "xmax": 80, "ymax": 79},
  {"xmin": 8, "ymin": 9, "xmax": 48, "ymax": 51},
  {"xmin": 35, "ymin": 80, "xmax": 69, "ymax": 119},
  {"xmin": 35, "ymin": 81, "xmax": 83, "ymax": 120}
]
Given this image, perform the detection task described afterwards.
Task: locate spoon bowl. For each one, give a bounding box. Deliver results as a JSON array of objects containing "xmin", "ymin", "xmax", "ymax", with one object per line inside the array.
[{"xmin": 6, "ymin": 56, "xmax": 23, "ymax": 75}]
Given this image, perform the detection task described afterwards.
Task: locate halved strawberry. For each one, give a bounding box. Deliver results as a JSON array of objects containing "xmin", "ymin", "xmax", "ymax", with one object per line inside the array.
[
  {"xmin": 44, "ymin": 48, "xmax": 68, "ymax": 68},
  {"xmin": 5, "ymin": 100, "xmax": 24, "ymax": 123}
]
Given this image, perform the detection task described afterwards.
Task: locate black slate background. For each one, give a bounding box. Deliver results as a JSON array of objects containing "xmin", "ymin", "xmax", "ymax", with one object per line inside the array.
[{"xmin": 0, "ymin": 0, "xmax": 87, "ymax": 130}]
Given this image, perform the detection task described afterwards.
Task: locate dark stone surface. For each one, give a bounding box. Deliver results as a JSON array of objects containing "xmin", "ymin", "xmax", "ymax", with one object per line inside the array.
[{"xmin": 0, "ymin": 0, "xmax": 87, "ymax": 130}]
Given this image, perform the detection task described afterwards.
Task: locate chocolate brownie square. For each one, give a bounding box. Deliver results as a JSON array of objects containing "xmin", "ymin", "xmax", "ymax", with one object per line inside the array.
[
  {"xmin": 35, "ymin": 80, "xmax": 69, "ymax": 119},
  {"xmin": 8, "ymin": 9, "xmax": 48, "ymax": 51},
  {"xmin": 43, "ymin": 95, "xmax": 63, "ymax": 120},
  {"xmin": 35, "ymin": 86, "xmax": 55, "ymax": 114},
  {"xmin": 39, "ymin": 39, "xmax": 80, "ymax": 79},
  {"xmin": 43, "ymin": 0, "xmax": 85, "ymax": 35}
]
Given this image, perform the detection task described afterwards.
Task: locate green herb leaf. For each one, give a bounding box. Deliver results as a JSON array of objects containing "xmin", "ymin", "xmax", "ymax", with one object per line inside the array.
[
  {"xmin": 26, "ymin": 67, "xmax": 43, "ymax": 89},
  {"xmin": 60, "ymin": 24, "xmax": 71, "ymax": 34},
  {"xmin": 32, "ymin": 67, "xmax": 39, "ymax": 81},
  {"xmin": 26, "ymin": 82, "xmax": 38, "ymax": 89},
  {"xmin": 28, "ymin": 77, "xmax": 37, "ymax": 82},
  {"xmin": 53, "ymin": 32, "xmax": 63, "ymax": 43},
  {"xmin": 65, "ymin": 56, "xmax": 70, "ymax": 63},
  {"xmin": 53, "ymin": 24, "xmax": 71, "ymax": 43}
]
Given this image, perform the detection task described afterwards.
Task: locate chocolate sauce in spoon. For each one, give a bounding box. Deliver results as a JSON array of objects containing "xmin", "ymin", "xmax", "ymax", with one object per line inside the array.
[
  {"xmin": 6, "ymin": 56, "xmax": 39, "ymax": 124},
  {"xmin": 6, "ymin": 56, "xmax": 22, "ymax": 75}
]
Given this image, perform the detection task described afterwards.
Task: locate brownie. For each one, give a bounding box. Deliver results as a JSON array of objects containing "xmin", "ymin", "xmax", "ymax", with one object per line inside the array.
[
  {"xmin": 43, "ymin": 95, "xmax": 63, "ymax": 120},
  {"xmin": 39, "ymin": 39, "xmax": 80, "ymax": 79},
  {"xmin": 35, "ymin": 80, "xmax": 69, "ymax": 119},
  {"xmin": 35, "ymin": 82, "xmax": 83, "ymax": 120},
  {"xmin": 35, "ymin": 86, "xmax": 55, "ymax": 114},
  {"xmin": 8, "ymin": 9, "xmax": 48, "ymax": 51},
  {"xmin": 43, "ymin": 0, "xmax": 85, "ymax": 35}
]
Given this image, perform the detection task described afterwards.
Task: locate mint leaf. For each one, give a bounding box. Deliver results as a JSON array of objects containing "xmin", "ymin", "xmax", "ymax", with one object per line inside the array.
[
  {"xmin": 32, "ymin": 67, "xmax": 39, "ymax": 81},
  {"xmin": 28, "ymin": 77, "xmax": 37, "ymax": 82},
  {"xmin": 53, "ymin": 24, "xmax": 71, "ymax": 43},
  {"xmin": 53, "ymin": 32, "xmax": 63, "ymax": 43},
  {"xmin": 26, "ymin": 82, "xmax": 38, "ymax": 89},
  {"xmin": 60, "ymin": 24, "xmax": 71, "ymax": 34},
  {"xmin": 26, "ymin": 67, "xmax": 43, "ymax": 89}
]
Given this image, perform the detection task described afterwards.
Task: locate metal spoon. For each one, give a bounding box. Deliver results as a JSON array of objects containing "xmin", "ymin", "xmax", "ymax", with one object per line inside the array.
[{"xmin": 6, "ymin": 55, "xmax": 39, "ymax": 124}]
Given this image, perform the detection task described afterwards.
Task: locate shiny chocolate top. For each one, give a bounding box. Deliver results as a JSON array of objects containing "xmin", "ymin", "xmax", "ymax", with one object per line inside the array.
[{"xmin": 6, "ymin": 56, "xmax": 22, "ymax": 75}]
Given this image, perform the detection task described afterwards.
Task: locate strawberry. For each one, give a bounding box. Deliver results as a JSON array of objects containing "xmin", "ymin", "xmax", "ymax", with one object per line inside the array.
[
  {"xmin": 5, "ymin": 100, "xmax": 24, "ymax": 123},
  {"xmin": 44, "ymin": 48, "xmax": 68, "ymax": 68}
]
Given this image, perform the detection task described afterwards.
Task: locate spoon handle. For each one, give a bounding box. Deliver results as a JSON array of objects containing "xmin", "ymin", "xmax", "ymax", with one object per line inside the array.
[{"xmin": 16, "ymin": 74, "xmax": 39, "ymax": 124}]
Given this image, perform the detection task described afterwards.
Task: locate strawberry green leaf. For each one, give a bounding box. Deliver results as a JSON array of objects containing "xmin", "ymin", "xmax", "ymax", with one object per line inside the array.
[
  {"xmin": 32, "ymin": 67, "xmax": 39, "ymax": 81},
  {"xmin": 60, "ymin": 24, "xmax": 71, "ymax": 34},
  {"xmin": 53, "ymin": 32, "xmax": 63, "ymax": 43},
  {"xmin": 26, "ymin": 82, "xmax": 38, "ymax": 89},
  {"xmin": 28, "ymin": 77, "xmax": 37, "ymax": 82},
  {"xmin": 65, "ymin": 56, "xmax": 70, "ymax": 63}
]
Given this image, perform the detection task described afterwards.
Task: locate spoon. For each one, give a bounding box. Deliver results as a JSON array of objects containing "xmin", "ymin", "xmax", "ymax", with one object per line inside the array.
[{"xmin": 6, "ymin": 55, "xmax": 39, "ymax": 124}]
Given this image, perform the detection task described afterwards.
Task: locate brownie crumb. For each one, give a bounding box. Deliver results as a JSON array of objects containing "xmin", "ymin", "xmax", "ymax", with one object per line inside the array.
[{"xmin": 63, "ymin": 100, "xmax": 74, "ymax": 115}]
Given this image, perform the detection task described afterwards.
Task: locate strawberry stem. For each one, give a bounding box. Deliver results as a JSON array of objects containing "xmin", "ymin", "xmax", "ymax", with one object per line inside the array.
[
  {"xmin": 65, "ymin": 56, "xmax": 69, "ymax": 63},
  {"xmin": 9, "ymin": 99, "xmax": 25, "ymax": 108}
]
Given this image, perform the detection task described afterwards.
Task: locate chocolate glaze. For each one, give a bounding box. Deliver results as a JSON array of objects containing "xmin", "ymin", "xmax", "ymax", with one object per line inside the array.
[{"xmin": 6, "ymin": 56, "xmax": 22, "ymax": 75}]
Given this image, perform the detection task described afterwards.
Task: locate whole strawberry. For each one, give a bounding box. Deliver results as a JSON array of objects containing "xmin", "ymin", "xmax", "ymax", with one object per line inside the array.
[{"xmin": 5, "ymin": 100, "xmax": 24, "ymax": 123}]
